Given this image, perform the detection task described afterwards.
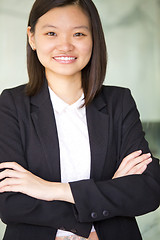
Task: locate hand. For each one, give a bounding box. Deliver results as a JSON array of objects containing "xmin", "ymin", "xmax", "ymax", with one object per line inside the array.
[
  {"xmin": 112, "ymin": 150, "xmax": 152, "ymax": 179},
  {"xmin": 0, "ymin": 162, "xmax": 56, "ymax": 201},
  {"xmin": 0, "ymin": 162, "xmax": 74, "ymax": 203}
]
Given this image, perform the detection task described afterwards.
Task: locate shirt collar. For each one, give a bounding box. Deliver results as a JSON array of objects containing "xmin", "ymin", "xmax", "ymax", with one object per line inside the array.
[{"xmin": 49, "ymin": 87, "xmax": 85, "ymax": 117}]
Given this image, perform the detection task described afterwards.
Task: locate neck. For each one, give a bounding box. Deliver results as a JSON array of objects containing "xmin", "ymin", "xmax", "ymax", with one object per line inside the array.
[{"xmin": 46, "ymin": 71, "xmax": 83, "ymax": 105}]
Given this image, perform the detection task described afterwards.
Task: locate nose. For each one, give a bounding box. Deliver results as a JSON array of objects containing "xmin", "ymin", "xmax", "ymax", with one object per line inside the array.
[{"xmin": 56, "ymin": 36, "xmax": 74, "ymax": 52}]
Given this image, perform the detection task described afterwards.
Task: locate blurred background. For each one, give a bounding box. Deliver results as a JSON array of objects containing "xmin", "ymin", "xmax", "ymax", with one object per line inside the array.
[{"xmin": 0, "ymin": 0, "xmax": 160, "ymax": 239}]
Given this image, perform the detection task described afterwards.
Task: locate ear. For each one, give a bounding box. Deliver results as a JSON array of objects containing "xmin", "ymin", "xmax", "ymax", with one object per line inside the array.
[{"xmin": 27, "ymin": 26, "xmax": 36, "ymax": 51}]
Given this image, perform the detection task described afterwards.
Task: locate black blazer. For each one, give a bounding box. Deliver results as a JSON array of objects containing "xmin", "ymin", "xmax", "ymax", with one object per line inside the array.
[{"xmin": 0, "ymin": 81, "xmax": 160, "ymax": 240}]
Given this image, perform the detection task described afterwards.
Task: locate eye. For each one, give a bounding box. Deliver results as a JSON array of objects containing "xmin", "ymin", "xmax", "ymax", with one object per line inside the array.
[
  {"xmin": 74, "ymin": 32, "xmax": 86, "ymax": 37},
  {"xmin": 47, "ymin": 32, "xmax": 57, "ymax": 36}
]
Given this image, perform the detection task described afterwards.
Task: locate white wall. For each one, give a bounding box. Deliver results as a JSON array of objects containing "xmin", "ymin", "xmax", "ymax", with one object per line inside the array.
[
  {"xmin": 0, "ymin": 0, "xmax": 34, "ymax": 90},
  {"xmin": 97, "ymin": 0, "xmax": 160, "ymax": 121}
]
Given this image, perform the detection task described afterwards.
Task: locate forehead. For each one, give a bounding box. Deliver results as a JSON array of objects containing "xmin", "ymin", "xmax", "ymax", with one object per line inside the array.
[{"xmin": 36, "ymin": 5, "xmax": 91, "ymax": 29}]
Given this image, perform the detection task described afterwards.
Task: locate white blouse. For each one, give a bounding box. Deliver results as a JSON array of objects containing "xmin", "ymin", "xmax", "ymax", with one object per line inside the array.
[{"xmin": 49, "ymin": 88, "xmax": 95, "ymax": 237}]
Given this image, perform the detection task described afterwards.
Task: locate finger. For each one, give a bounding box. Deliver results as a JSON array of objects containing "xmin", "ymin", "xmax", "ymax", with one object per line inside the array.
[
  {"xmin": 136, "ymin": 164, "xmax": 147, "ymax": 174},
  {"xmin": 0, "ymin": 162, "xmax": 27, "ymax": 173},
  {"xmin": 0, "ymin": 184, "xmax": 21, "ymax": 193},
  {"xmin": 120, "ymin": 153, "xmax": 151, "ymax": 174},
  {"xmin": 127, "ymin": 158, "xmax": 152, "ymax": 175},
  {"xmin": 126, "ymin": 164, "xmax": 148, "ymax": 176},
  {"xmin": 0, "ymin": 169, "xmax": 24, "ymax": 180},
  {"xmin": 126, "ymin": 153, "xmax": 151, "ymax": 172},
  {"xmin": 115, "ymin": 152, "xmax": 151, "ymax": 177},
  {"xmin": 118, "ymin": 150, "xmax": 142, "ymax": 170},
  {"xmin": 0, "ymin": 177, "xmax": 21, "ymax": 189},
  {"xmin": 134, "ymin": 164, "xmax": 147, "ymax": 175}
]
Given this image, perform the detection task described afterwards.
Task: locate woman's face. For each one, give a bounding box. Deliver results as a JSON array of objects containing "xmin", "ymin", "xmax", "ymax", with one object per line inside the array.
[{"xmin": 28, "ymin": 5, "xmax": 93, "ymax": 80}]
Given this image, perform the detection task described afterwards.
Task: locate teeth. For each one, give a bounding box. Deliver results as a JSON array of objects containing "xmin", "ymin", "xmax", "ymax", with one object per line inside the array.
[{"xmin": 54, "ymin": 57, "xmax": 76, "ymax": 60}]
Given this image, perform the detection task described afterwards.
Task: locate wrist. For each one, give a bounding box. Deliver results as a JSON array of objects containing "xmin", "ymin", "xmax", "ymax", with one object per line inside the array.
[{"xmin": 53, "ymin": 182, "xmax": 75, "ymax": 204}]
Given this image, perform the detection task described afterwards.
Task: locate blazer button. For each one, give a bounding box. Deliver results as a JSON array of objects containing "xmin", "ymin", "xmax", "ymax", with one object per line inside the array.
[
  {"xmin": 91, "ymin": 212, "xmax": 97, "ymax": 219},
  {"xmin": 103, "ymin": 210, "xmax": 109, "ymax": 217}
]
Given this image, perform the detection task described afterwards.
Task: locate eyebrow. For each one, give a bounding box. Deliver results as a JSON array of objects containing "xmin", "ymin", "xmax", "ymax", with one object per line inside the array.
[
  {"xmin": 41, "ymin": 24, "xmax": 90, "ymax": 31},
  {"xmin": 42, "ymin": 24, "xmax": 57, "ymax": 29},
  {"xmin": 74, "ymin": 26, "xmax": 90, "ymax": 31}
]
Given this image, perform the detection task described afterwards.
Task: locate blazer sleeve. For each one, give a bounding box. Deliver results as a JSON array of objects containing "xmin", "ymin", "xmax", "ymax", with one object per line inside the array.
[
  {"xmin": 0, "ymin": 90, "xmax": 91, "ymax": 237},
  {"xmin": 69, "ymin": 88, "xmax": 160, "ymax": 223}
]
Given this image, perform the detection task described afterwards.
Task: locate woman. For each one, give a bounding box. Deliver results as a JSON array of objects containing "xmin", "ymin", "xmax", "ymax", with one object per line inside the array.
[{"xmin": 0, "ymin": 0, "xmax": 159, "ymax": 239}]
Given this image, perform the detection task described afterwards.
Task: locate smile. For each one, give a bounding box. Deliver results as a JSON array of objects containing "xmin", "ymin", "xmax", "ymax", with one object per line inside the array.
[{"xmin": 53, "ymin": 56, "xmax": 77, "ymax": 64}]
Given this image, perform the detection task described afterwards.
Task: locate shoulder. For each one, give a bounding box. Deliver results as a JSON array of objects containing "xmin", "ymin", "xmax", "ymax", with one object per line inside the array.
[
  {"xmin": 0, "ymin": 84, "xmax": 28, "ymax": 101},
  {"xmin": 98, "ymin": 85, "xmax": 138, "ymax": 121},
  {"xmin": 101, "ymin": 85, "xmax": 130, "ymax": 96},
  {"xmin": 1, "ymin": 84, "xmax": 27, "ymax": 98},
  {"xmin": 0, "ymin": 84, "xmax": 28, "ymax": 111},
  {"xmin": 99, "ymin": 85, "xmax": 133, "ymax": 105},
  {"xmin": 92, "ymin": 85, "xmax": 137, "ymax": 117}
]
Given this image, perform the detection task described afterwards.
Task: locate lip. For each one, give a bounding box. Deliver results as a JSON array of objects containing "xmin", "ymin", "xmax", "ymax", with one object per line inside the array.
[{"xmin": 53, "ymin": 55, "xmax": 77, "ymax": 64}]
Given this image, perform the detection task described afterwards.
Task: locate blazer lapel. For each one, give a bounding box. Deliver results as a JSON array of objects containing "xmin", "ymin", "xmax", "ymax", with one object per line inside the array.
[
  {"xmin": 30, "ymin": 81, "xmax": 109, "ymax": 182},
  {"xmin": 86, "ymin": 92, "xmax": 109, "ymax": 181},
  {"xmin": 30, "ymin": 81, "xmax": 61, "ymax": 181}
]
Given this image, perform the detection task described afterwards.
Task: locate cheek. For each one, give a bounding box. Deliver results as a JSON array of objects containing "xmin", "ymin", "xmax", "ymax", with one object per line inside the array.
[
  {"xmin": 79, "ymin": 43, "xmax": 93, "ymax": 70},
  {"xmin": 35, "ymin": 37, "xmax": 55, "ymax": 54},
  {"xmin": 82, "ymin": 44, "xmax": 93, "ymax": 62},
  {"xmin": 35, "ymin": 42, "xmax": 55, "ymax": 66},
  {"xmin": 81, "ymin": 40, "xmax": 93, "ymax": 58},
  {"xmin": 37, "ymin": 43, "xmax": 54, "ymax": 54}
]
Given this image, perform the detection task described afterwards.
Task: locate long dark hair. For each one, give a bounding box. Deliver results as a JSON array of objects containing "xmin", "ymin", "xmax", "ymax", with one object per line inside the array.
[{"xmin": 26, "ymin": 0, "xmax": 107, "ymax": 105}]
